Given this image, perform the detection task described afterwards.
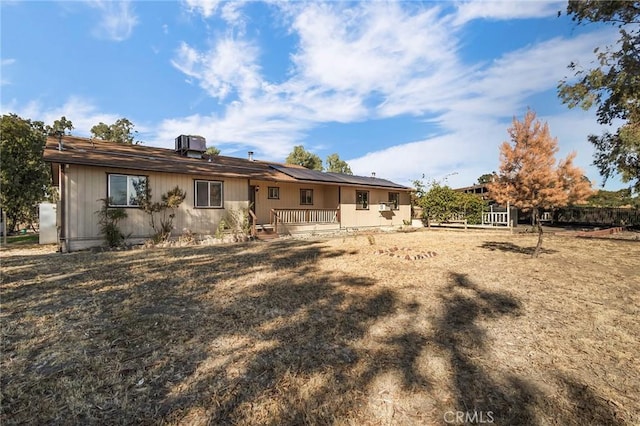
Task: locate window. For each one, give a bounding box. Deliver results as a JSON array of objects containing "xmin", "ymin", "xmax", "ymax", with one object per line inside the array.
[
  {"xmin": 388, "ymin": 192, "xmax": 400, "ymax": 210},
  {"xmin": 195, "ymin": 180, "xmax": 223, "ymax": 208},
  {"xmin": 268, "ymin": 187, "xmax": 280, "ymax": 199},
  {"xmin": 300, "ymin": 189, "xmax": 313, "ymax": 205},
  {"xmin": 356, "ymin": 190, "xmax": 369, "ymax": 210},
  {"xmin": 108, "ymin": 174, "xmax": 147, "ymax": 207}
]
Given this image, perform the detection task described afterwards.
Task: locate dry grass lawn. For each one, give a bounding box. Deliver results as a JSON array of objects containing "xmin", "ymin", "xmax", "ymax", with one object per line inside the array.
[{"xmin": 1, "ymin": 229, "xmax": 639, "ymax": 425}]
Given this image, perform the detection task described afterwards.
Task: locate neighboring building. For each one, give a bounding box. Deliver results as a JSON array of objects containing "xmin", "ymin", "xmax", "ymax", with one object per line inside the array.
[
  {"xmin": 43, "ymin": 135, "xmax": 412, "ymax": 251},
  {"xmin": 455, "ymin": 183, "xmax": 491, "ymax": 200}
]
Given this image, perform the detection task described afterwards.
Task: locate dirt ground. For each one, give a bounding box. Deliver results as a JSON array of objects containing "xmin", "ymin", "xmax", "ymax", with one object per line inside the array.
[{"xmin": 1, "ymin": 229, "xmax": 638, "ymax": 425}]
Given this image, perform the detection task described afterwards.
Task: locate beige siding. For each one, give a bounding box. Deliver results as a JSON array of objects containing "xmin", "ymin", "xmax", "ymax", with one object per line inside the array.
[
  {"xmin": 61, "ymin": 164, "xmax": 410, "ymax": 250},
  {"xmin": 250, "ymin": 180, "xmax": 340, "ymax": 224},
  {"xmin": 65, "ymin": 164, "xmax": 248, "ymax": 250},
  {"xmin": 339, "ymin": 187, "xmax": 411, "ymax": 228}
]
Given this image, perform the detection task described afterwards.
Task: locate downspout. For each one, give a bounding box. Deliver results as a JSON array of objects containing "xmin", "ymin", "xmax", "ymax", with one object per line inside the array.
[
  {"xmin": 59, "ymin": 163, "xmax": 68, "ymax": 252},
  {"xmin": 338, "ymin": 186, "xmax": 342, "ymax": 229}
]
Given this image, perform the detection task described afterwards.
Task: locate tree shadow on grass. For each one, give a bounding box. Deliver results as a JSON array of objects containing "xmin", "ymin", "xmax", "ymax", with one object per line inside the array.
[
  {"xmin": 552, "ymin": 374, "xmax": 628, "ymax": 425},
  {"xmin": 0, "ymin": 239, "xmax": 428, "ymax": 424},
  {"xmin": 434, "ymin": 272, "xmax": 627, "ymax": 425},
  {"xmin": 480, "ymin": 241, "xmax": 558, "ymax": 255},
  {"xmin": 435, "ymin": 272, "xmax": 539, "ymax": 425}
]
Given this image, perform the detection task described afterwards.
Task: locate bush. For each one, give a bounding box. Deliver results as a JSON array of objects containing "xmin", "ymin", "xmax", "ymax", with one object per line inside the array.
[
  {"xmin": 216, "ymin": 208, "xmax": 251, "ymax": 241},
  {"xmin": 135, "ymin": 183, "xmax": 186, "ymax": 243},
  {"xmin": 96, "ymin": 198, "xmax": 128, "ymax": 247},
  {"xmin": 415, "ymin": 182, "xmax": 485, "ymax": 224}
]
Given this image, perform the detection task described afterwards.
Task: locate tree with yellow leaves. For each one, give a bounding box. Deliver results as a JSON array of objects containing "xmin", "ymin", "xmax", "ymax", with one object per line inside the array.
[{"xmin": 488, "ymin": 110, "xmax": 592, "ymax": 257}]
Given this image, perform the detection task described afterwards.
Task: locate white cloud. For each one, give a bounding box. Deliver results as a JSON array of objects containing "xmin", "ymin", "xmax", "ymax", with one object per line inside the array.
[
  {"xmin": 88, "ymin": 0, "xmax": 138, "ymax": 42},
  {"xmin": 171, "ymin": 37, "xmax": 262, "ymax": 101},
  {"xmin": 182, "ymin": 0, "xmax": 221, "ymax": 18},
  {"xmin": 220, "ymin": 1, "xmax": 247, "ymax": 28},
  {"xmin": 182, "ymin": 0, "xmax": 246, "ymax": 27},
  {"xmin": 453, "ymin": 1, "xmax": 561, "ymax": 26},
  {"xmin": 7, "ymin": 2, "xmax": 622, "ymax": 190},
  {"xmin": 165, "ymin": 2, "xmax": 461, "ymax": 158},
  {"xmin": 163, "ymin": 1, "xmax": 622, "ymax": 188},
  {"xmin": 347, "ymin": 27, "xmax": 620, "ymax": 190},
  {"xmin": 288, "ymin": 2, "xmax": 458, "ymax": 97}
]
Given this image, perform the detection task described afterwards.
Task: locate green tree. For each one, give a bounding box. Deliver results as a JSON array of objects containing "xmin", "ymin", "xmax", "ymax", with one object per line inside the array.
[
  {"xmin": 488, "ymin": 111, "xmax": 592, "ymax": 257},
  {"xmin": 285, "ymin": 145, "xmax": 323, "ymax": 170},
  {"xmin": 586, "ymin": 188, "xmax": 640, "ymax": 208},
  {"xmin": 0, "ymin": 114, "xmax": 53, "ymax": 232},
  {"xmin": 413, "ymin": 179, "xmax": 486, "ymax": 225},
  {"xmin": 477, "ymin": 173, "xmax": 494, "ymax": 184},
  {"xmin": 91, "ymin": 118, "xmax": 139, "ymax": 144},
  {"xmin": 558, "ymin": 0, "xmax": 640, "ymax": 192},
  {"xmin": 46, "ymin": 116, "xmax": 74, "ymax": 137},
  {"xmin": 325, "ymin": 153, "xmax": 353, "ymax": 174},
  {"xmin": 205, "ymin": 146, "xmax": 220, "ymax": 156}
]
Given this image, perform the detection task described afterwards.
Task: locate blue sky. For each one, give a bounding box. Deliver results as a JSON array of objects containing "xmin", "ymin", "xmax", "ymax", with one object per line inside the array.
[{"xmin": 0, "ymin": 0, "xmax": 624, "ymax": 190}]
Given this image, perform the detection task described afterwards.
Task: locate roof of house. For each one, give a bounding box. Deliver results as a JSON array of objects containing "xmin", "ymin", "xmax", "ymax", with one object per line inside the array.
[
  {"xmin": 44, "ymin": 136, "xmax": 411, "ymax": 190},
  {"xmin": 454, "ymin": 183, "xmax": 490, "ymax": 192},
  {"xmin": 271, "ymin": 165, "xmax": 408, "ymax": 189}
]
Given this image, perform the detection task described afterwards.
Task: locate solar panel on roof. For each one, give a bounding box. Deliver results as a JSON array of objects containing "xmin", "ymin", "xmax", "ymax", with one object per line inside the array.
[{"xmin": 271, "ymin": 165, "xmax": 408, "ymax": 189}]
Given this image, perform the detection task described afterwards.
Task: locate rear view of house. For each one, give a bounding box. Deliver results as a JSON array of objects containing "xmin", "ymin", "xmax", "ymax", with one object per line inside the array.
[{"xmin": 44, "ymin": 135, "xmax": 412, "ymax": 251}]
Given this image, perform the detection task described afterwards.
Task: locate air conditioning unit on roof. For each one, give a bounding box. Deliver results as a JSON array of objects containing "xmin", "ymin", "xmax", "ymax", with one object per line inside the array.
[{"xmin": 175, "ymin": 135, "xmax": 207, "ymax": 158}]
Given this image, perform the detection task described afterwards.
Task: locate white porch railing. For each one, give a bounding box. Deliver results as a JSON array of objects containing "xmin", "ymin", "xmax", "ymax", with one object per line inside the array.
[
  {"xmin": 482, "ymin": 212, "xmax": 509, "ymax": 226},
  {"xmin": 482, "ymin": 202, "xmax": 511, "ymax": 226}
]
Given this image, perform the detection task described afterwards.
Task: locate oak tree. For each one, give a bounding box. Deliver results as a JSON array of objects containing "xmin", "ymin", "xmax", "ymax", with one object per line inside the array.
[
  {"xmin": 91, "ymin": 118, "xmax": 139, "ymax": 144},
  {"xmin": 285, "ymin": 145, "xmax": 323, "ymax": 170},
  {"xmin": 0, "ymin": 114, "xmax": 53, "ymax": 232},
  {"xmin": 558, "ymin": 0, "xmax": 640, "ymax": 192},
  {"xmin": 325, "ymin": 153, "xmax": 353, "ymax": 174},
  {"xmin": 47, "ymin": 116, "xmax": 74, "ymax": 137},
  {"xmin": 488, "ymin": 111, "xmax": 592, "ymax": 257},
  {"xmin": 477, "ymin": 173, "xmax": 495, "ymax": 184}
]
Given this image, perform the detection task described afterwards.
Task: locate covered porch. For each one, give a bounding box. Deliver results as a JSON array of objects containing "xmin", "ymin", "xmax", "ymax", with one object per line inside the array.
[
  {"xmin": 269, "ymin": 208, "xmax": 340, "ymax": 234},
  {"xmin": 248, "ymin": 179, "xmax": 341, "ymax": 235}
]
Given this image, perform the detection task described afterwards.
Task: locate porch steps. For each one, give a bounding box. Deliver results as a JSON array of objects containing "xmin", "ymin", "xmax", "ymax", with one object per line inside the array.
[{"xmin": 255, "ymin": 224, "xmax": 278, "ymax": 241}]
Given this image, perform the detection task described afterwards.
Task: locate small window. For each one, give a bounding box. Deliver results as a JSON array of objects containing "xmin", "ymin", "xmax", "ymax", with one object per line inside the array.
[
  {"xmin": 300, "ymin": 189, "xmax": 313, "ymax": 205},
  {"xmin": 356, "ymin": 190, "xmax": 369, "ymax": 210},
  {"xmin": 195, "ymin": 180, "xmax": 223, "ymax": 208},
  {"xmin": 108, "ymin": 174, "xmax": 147, "ymax": 207},
  {"xmin": 268, "ymin": 187, "xmax": 280, "ymax": 199},
  {"xmin": 388, "ymin": 192, "xmax": 400, "ymax": 210}
]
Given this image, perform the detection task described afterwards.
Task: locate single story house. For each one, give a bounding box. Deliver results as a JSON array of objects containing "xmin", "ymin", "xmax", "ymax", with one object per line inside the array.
[{"xmin": 43, "ymin": 135, "xmax": 412, "ymax": 251}]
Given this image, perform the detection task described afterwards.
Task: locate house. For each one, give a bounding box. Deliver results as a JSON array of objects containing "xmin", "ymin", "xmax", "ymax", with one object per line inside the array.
[
  {"xmin": 455, "ymin": 183, "xmax": 491, "ymax": 200},
  {"xmin": 43, "ymin": 135, "xmax": 412, "ymax": 251}
]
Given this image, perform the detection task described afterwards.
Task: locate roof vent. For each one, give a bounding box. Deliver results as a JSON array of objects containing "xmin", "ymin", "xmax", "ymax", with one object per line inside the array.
[
  {"xmin": 175, "ymin": 135, "xmax": 206, "ymax": 158},
  {"xmin": 248, "ymin": 151, "xmax": 254, "ymax": 161}
]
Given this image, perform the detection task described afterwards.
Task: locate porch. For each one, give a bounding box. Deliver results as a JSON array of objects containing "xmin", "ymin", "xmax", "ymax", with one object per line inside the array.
[{"xmin": 249, "ymin": 208, "xmax": 341, "ymax": 237}]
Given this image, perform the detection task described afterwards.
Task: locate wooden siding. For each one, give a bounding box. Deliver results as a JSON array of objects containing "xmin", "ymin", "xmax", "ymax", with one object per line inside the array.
[
  {"xmin": 249, "ymin": 180, "xmax": 340, "ymax": 224},
  {"xmin": 64, "ymin": 164, "xmax": 248, "ymax": 250},
  {"xmin": 339, "ymin": 187, "xmax": 411, "ymax": 228}
]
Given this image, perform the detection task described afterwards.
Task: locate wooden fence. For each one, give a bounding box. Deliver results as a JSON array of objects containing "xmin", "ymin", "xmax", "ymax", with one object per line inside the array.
[{"xmin": 271, "ymin": 209, "xmax": 339, "ymax": 225}]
